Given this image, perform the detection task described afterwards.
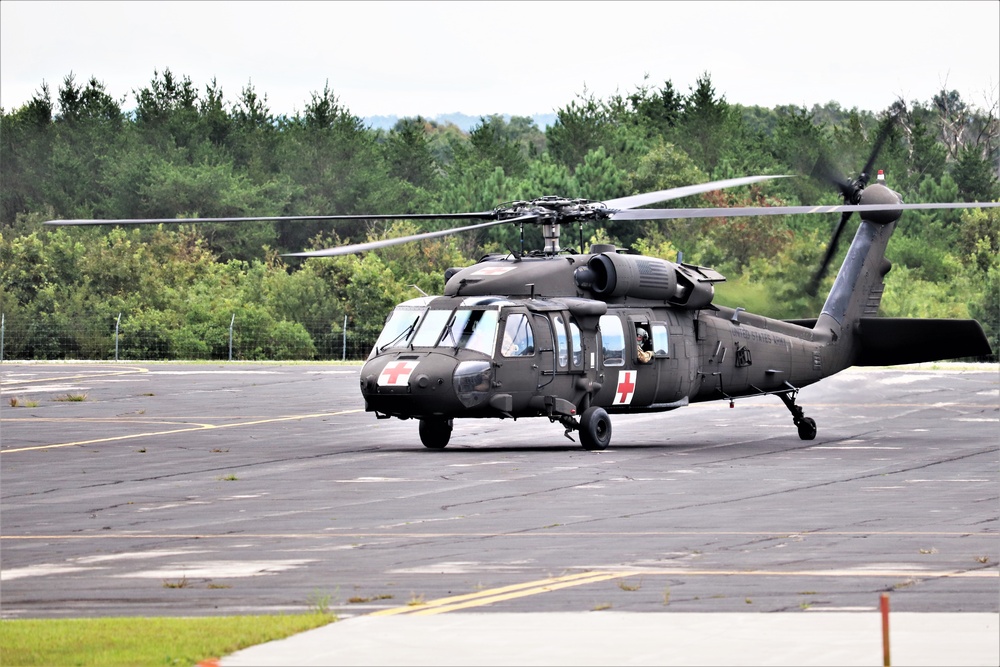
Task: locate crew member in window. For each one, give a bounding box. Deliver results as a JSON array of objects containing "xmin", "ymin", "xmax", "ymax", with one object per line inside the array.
[{"xmin": 636, "ymin": 327, "xmax": 653, "ymax": 364}]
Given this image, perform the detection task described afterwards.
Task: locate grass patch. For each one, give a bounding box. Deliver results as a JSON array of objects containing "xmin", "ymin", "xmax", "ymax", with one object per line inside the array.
[
  {"xmin": 0, "ymin": 613, "xmax": 336, "ymax": 667},
  {"xmin": 617, "ymin": 579, "xmax": 641, "ymax": 592},
  {"xmin": 347, "ymin": 594, "xmax": 394, "ymax": 604},
  {"xmin": 54, "ymin": 393, "xmax": 88, "ymax": 402},
  {"xmin": 8, "ymin": 397, "xmax": 40, "ymax": 408}
]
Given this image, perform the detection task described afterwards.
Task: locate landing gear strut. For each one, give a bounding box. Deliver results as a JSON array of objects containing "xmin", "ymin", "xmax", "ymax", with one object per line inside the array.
[{"xmin": 778, "ymin": 388, "xmax": 817, "ymax": 440}]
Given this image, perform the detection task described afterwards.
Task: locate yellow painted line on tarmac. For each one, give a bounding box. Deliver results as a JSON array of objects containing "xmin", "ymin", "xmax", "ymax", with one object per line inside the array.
[
  {"xmin": 411, "ymin": 572, "xmax": 631, "ymax": 615},
  {"xmin": 372, "ymin": 572, "xmax": 625, "ymax": 616},
  {"xmin": 0, "ymin": 409, "xmax": 363, "ymax": 454},
  {"xmin": 371, "ymin": 566, "xmax": 997, "ymax": 616}
]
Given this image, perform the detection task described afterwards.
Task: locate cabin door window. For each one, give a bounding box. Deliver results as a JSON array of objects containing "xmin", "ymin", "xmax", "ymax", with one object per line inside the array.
[{"xmin": 599, "ymin": 315, "xmax": 625, "ymax": 367}]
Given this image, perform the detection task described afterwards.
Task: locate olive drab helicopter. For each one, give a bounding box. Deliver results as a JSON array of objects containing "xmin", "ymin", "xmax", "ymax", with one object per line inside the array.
[{"xmin": 46, "ymin": 146, "xmax": 997, "ymax": 451}]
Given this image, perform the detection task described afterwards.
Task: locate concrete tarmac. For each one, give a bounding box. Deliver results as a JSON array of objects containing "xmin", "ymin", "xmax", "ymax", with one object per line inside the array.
[
  {"xmin": 1, "ymin": 362, "xmax": 997, "ymax": 665},
  {"xmin": 221, "ymin": 611, "xmax": 999, "ymax": 666}
]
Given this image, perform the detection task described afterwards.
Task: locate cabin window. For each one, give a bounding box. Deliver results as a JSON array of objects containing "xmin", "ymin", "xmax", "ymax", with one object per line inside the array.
[
  {"xmin": 500, "ymin": 313, "xmax": 534, "ymax": 357},
  {"xmin": 553, "ymin": 314, "xmax": 569, "ymax": 368},
  {"xmin": 599, "ymin": 315, "xmax": 625, "ymax": 367},
  {"xmin": 651, "ymin": 322, "xmax": 669, "ymax": 356},
  {"xmin": 569, "ymin": 319, "xmax": 583, "ymax": 367}
]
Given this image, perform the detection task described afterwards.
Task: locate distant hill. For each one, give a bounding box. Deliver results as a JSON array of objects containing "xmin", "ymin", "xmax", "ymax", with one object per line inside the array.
[{"xmin": 364, "ymin": 112, "xmax": 558, "ymax": 132}]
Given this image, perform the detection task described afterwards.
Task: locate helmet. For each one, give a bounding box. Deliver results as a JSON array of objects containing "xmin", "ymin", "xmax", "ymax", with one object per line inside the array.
[{"xmin": 637, "ymin": 329, "xmax": 649, "ymax": 343}]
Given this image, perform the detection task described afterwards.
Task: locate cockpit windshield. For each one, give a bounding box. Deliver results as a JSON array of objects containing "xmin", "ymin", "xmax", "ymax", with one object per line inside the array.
[
  {"xmin": 369, "ymin": 297, "xmax": 434, "ymax": 358},
  {"xmin": 411, "ymin": 309, "xmax": 453, "ymax": 347},
  {"xmin": 371, "ymin": 302, "xmax": 500, "ymax": 356}
]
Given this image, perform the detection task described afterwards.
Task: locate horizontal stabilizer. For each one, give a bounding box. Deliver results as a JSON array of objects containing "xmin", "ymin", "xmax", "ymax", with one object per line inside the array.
[{"xmin": 854, "ymin": 318, "xmax": 993, "ymax": 366}]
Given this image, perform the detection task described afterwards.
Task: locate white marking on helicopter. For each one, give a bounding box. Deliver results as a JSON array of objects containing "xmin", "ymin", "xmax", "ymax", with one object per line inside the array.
[
  {"xmin": 378, "ymin": 361, "xmax": 418, "ymax": 387},
  {"xmin": 614, "ymin": 371, "xmax": 637, "ymax": 405},
  {"xmin": 470, "ymin": 266, "xmax": 516, "ymax": 276}
]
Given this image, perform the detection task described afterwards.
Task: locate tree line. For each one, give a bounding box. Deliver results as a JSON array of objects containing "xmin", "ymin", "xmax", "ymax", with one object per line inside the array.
[{"xmin": 1, "ymin": 70, "xmax": 997, "ymax": 360}]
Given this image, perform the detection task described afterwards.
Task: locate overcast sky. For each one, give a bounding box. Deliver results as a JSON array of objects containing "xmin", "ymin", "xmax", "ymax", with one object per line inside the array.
[{"xmin": 2, "ymin": 1, "xmax": 998, "ymax": 119}]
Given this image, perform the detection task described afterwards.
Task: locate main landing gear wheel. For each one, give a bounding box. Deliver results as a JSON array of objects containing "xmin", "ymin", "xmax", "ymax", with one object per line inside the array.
[
  {"xmin": 419, "ymin": 418, "xmax": 453, "ymax": 449},
  {"xmin": 778, "ymin": 388, "xmax": 817, "ymax": 441},
  {"xmin": 580, "ymin": 406, "xmax": 612, "ymax": 451},
  {"xmin": 796, "ymin": 417, "xmax": 817, "ymax": 441}
]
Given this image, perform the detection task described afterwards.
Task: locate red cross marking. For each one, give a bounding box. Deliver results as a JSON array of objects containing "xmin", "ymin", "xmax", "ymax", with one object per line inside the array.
[
  {"xmin": 380, "ymin": 361, "xmax": 416, "ymax": 386},
  {"xmin": 616, "ymin": 370, "xmax": 636, "ymax": 404}
]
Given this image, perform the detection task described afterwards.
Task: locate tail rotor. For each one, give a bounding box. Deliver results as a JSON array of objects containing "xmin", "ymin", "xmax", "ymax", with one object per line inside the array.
[{"xmin": 807, "ymin": 115, "xmax": 897, "ymax": 295}]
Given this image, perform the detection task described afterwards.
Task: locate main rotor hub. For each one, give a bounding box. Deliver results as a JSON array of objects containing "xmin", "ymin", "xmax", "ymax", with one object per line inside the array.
[
  {"xmin": 494, "ymin": 197, "xmax": 612, "ymax": 223},
  {"xmin": 494, "ymin": 197, "xmax": 614, "ymax": 253}
]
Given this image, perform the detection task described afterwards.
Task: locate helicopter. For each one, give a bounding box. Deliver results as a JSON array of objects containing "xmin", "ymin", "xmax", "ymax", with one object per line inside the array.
[{"xmin": 46, "ymin": 154, "xmax": 997, "ymax": 451}]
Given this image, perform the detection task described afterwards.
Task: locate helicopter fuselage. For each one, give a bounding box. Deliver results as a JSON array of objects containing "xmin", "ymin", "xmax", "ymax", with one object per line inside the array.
[{"xmin": 359, "ymin": 249, "xmax": 835, "ymax": 448}]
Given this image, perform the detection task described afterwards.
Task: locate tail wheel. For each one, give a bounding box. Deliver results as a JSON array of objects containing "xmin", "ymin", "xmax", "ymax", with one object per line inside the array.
[
  {"xmin": 419, "ymin": 418, "xmax": 453, "ymax": 449},
  {"xmin": 580, "ymin": 406, "xmax": 612, "ymax": 451}
]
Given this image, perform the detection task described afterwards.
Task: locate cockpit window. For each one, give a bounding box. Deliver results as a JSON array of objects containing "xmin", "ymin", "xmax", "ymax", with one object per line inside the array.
[
  {"xmin": 373, "ymin": 303, "xmax": 499, "ymax": 356},
  {"xmin": 411, "ymin": 309, "xmax": 453, "ymax": 347},
  {"xmin": 370, "ymin": 308, "xmax": 424, "ymax": 358},
  {"xmin": 501, "ymin": 313, "xmax": 534, "ymax": 357},
  {"xmin": 447, "ymin": 309, "xmax": 498, "ymax": 355},
  {"xmin": 407, "ymin": 308, "xmax": 498, "ymax": 354}
]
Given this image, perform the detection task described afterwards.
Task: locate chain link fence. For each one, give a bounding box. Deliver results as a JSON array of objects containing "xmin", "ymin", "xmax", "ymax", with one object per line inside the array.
[{"xmin": 0, "ymin": 313, "xmax": 376, "ymax": 362}]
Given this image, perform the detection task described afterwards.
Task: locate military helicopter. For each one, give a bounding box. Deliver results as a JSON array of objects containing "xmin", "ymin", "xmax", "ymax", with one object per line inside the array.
[{"xmin": 46, "ymin": 152, "xmax": 996, "ymax": 451}]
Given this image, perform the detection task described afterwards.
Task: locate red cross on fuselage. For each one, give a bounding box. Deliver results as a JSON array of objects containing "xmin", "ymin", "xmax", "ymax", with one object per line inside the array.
[
  {"xmin": 616, "ymin": 372, "xmax": 636, "ymax": 403},
  {"xmin": 382, "ymin": 362, "xmax": 413, "ymax": 384}
]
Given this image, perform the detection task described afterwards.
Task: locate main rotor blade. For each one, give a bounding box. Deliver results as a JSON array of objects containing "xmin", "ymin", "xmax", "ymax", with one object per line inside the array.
[
  {"xmin": 603, "ymin": 175, "xmax": 791, "ymax": 210},
  {"xmin": 44, "ymin": 211, "xmax": 498, "ymax": 226},
  {"xmin": 284, "ymin": 213, "xmax": 539, "ymax": 258},
  {"xmin": 609, "ymin": 201, "xmax": 999, "ymax": 221}
]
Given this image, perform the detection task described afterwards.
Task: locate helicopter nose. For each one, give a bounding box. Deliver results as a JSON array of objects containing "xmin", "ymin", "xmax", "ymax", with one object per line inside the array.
[{"xmin": 361, "ymin": 354, "xmax": 490, "ymax": 416}]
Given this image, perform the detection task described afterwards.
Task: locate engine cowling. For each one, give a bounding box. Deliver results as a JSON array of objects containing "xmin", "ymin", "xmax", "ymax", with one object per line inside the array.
[{"xmin": 581, "ymin": 251, "xmax": 721, "ymax": 309}]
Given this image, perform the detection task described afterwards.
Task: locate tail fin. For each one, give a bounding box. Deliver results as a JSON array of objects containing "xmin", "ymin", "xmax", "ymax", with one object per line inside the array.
[
  {"xmin": 813, "ymin": 182, "xmax": 995, "ymax": 367},
  {"xmin": 814, "ymin": 183, "xmax": 901, "ymax": 346},
  {"xmin": 814, "ymin": 183, "xmax": 901, "ymax": 371}
]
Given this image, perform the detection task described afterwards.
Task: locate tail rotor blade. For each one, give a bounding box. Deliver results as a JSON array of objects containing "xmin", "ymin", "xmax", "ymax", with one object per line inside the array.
[{"xmin": 808, "ymin": 211, "xmax": 851, "ymax": 295}]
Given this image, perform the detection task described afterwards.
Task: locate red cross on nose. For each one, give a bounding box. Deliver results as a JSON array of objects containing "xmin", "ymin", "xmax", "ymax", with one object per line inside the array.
[{"xmin": 379, "ymin": 361, "xmax": 417, "ymax": 386}]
